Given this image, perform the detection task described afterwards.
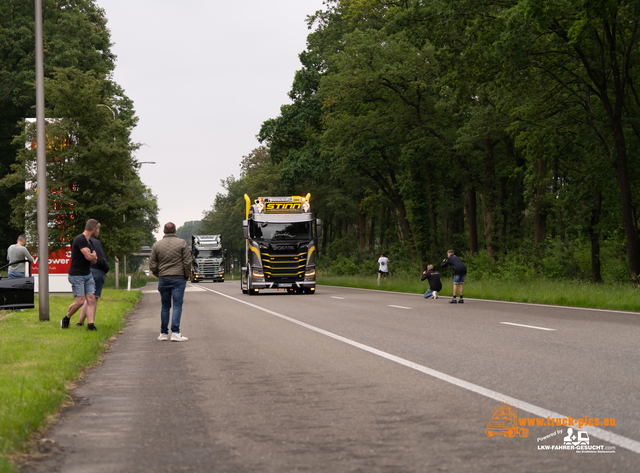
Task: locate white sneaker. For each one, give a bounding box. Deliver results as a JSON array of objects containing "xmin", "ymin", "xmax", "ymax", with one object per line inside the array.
[
  {"xmin": 171, "ymin": 332, "xmax": 188, "ymax": 342},
  {"xmin": 158, "ymin": 333, "xmax": 168, "ymax": 341},
  {"xmin": 433, "ymin": 292, "xmax": 438, "ymax": 299}
]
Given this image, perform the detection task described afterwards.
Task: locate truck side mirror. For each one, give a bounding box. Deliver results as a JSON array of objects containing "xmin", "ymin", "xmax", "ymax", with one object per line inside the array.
[
  {"xmin": 316, "ymin": 219, "xmax": 323, "ymax": 238},
  {"xmin": 242, "ymin": 220, "xmax": 248, "ymax": 239}
]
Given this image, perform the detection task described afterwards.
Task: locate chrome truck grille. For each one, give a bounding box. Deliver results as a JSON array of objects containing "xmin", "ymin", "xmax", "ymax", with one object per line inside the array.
[{"xmin": 261, "ymin": 250, "xmax": 307, "ymax": 281}]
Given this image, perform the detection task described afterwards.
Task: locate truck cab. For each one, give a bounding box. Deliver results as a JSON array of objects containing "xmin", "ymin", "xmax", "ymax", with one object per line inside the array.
[
  {"xmin": 241, "ymin": 194, "xmax": 321, "ymax": 295},
  {"xmin": 191, "ymin": 235, "xmax": 225, "ymax": 282}
]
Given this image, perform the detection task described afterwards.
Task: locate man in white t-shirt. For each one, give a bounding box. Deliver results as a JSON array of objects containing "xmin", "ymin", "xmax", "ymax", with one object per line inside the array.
[{"xmin": 377, "ymin": 253, "xmax": 389, "ymax": 285}]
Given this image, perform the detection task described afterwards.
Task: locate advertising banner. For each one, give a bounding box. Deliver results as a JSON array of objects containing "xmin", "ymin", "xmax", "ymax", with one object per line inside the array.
[{"xmin": 31, "ymin": 247, "xmax": 72, "ymax": 274}]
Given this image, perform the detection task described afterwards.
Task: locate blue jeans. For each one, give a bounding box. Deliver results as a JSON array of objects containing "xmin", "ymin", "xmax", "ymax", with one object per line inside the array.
[
  {"xmin": 158, "ymin": 278, "xmax": 187, "ymax": 334},
  {"xmin": 68, "ymin": 273, "xmax": 95, "ymax": 297},
  {"xmin": 453, "ymin": 274, "xmax": 465, "ymax": 284},
  {"xmin": 424, "ymin": 288, "xmax": 435, "ymax": 298},
  {"xmin": 8, "ymin": 271, "xmax": 25, "ymax": 279}
]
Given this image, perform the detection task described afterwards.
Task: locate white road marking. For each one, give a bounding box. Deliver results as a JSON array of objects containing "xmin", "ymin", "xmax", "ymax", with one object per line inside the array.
[
  {"xmin": 320, "ymin": 284, "xmax": 639, "ymax": 315},
  {"xmin": 389, "ymin": 305, "xmax": 412, "ymax": 310},
  {"xmin": 331, "ymin": 296, "xmax": 344, "ymax": 300},
  {"xmin": 199, "ymin": 286, "xmax": 640, "ymax": 456},
  {"xmin": 500, "ymin": 322, "xmax": 557, "ymax": 331}
]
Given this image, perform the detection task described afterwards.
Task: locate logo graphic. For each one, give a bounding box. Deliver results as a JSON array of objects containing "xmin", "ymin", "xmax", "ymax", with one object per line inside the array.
[
  {"xmin": 265, "ymin": 202, "xmax": 301, "ymax": 212},
  {"xmin": 563, "ymin": 428, "xmax": 590, "ymax": 446},
  {"xmin": 485, "ymin": 403, "xmax": 528, "ymax": 438}
]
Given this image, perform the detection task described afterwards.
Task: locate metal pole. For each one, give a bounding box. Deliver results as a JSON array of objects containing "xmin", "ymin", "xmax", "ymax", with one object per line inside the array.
[
  {"xmin": 35, "ymin": 0, "xmax": 49, "ymax": 321},
  {"xmin": 115, "ymin": 256, "xmax": 119, "ymax": 290}
]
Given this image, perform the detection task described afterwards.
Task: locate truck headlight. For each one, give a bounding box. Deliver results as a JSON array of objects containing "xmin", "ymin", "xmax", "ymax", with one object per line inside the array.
[
  {"xmin": 252, "ymin": 269, "xmax": 264, "ymax": 278},
  {"xmin": 304, "ymin": 269, "xmax": 316, "ymax": 277}
]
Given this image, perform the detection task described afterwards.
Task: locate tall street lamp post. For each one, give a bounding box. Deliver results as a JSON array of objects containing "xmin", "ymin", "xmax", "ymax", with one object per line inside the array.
[{"xmin": 35, "ymin": 0, "xmax": 49, "ymax": 321}]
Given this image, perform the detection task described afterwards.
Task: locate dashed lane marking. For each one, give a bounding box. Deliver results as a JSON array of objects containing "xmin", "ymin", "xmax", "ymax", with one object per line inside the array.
[
  {"xmin": 389, "ymin": 305, "xmax": 412, "ymax": 310},
  {"xmin": 331, "ymin": 296, "xmax": 344, "ymax": 299},
  {"xmin": 198, "ymin": 285, "xmax": 640, "ymax": 456},
  {"xmin": 500, "ymin": 322, "xmax": 556, "ymax": 331}
]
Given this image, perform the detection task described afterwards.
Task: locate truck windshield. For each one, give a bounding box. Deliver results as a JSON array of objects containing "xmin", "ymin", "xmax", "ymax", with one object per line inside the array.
[
  {"xmin": 251, "ymin": 221, "xmax": 312, "ymax": 241},
  {"xmin": 195, "ymin": 249, "xmax": 222, "ymax": 258}
]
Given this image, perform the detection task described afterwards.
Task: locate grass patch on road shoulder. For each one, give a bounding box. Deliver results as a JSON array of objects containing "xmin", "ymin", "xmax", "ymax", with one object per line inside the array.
[
  {"xmin": 0, "ymin": 289, "xmax": 141, "ymax": 472},
  {"xmin": 317, "ymin": 275, "xmax": 639, "ymax": 312}
]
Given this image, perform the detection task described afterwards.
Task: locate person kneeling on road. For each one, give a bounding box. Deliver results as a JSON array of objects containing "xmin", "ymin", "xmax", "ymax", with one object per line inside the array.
[{"xmin": 421, "ymin": 264, "xmax": 442, "ymax": 300}]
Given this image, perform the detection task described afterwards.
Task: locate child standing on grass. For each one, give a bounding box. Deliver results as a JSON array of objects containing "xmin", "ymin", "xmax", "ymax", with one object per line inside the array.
[
  {"xmin": 421, "ymin": 265, "xmax": 442, "ymax": 299},
  {"xmin": 441, "ymin": 250, "xmax": 467, "ymax": 304}
]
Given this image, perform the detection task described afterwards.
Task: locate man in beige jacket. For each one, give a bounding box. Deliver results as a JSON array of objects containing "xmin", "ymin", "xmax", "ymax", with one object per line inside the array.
[{"xmin": 149, "ymin": 222, "xmax": 191, "ymax": 341}]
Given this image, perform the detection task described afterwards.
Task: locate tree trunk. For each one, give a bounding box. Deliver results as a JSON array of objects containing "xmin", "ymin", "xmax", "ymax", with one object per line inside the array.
[
  {"xmin": 468, "ymin": 188, "xmax": 478, "ymax": 255},
  {"xmin": 534, "ymin": 159, "xmax": 548, "ymax": 245},
  {"xmin": 482, "ymin": 138, "xmax": 498, "ymax": 261},
  {"xmin": 358, "ymin": 210, "xmax": 366, "ymax": 250},
  {"xmin": 588, "ymin": 191, "xmax": 602, "ymax": 283},
  {"xmin": 394, "ymin": 200, "xmax": 417, "ymax": 261},
  {"xmin": 611, "ymin": 125, "xmax": 640, "ymax": 283},
  {"xmin": 379, "ymin": 206, "xmax": 387, "ymax": 249},
  {"xmin": 368, "ymin": 217, "xmax": 375, "ymax": 249},
  {"xmin": 426, "ymin": 170, "xmax": 438, "ymax": 253}
]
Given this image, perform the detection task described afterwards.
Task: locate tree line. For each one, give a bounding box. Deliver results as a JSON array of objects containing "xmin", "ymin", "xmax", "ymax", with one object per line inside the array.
[
  {"xmin": 205, "ymin": 0, "xmax": 640, "ymax": 284},
  {"xmin": 0, "ymin": 0, "xmax": 157, "ymax": 264}
]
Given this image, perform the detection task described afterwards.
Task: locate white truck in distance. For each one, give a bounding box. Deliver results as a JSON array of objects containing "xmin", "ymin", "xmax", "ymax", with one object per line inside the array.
[{"xmin": 191, "ymin": 235, "xmax": 225, "ymax": 282}]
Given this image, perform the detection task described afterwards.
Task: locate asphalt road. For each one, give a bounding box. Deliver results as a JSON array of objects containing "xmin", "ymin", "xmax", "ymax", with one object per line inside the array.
[{"xmin": 24, "ymin": 281, "xmax": 640, "ymax": 472}]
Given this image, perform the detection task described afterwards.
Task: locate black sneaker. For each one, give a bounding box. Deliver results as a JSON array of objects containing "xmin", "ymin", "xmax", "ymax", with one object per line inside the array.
[
  {"xmin": 87, "ymin": 324, "xmax": 97, "ymax": 331},
  {"xmin": 449, "ymin": 299, "xmax": 458, "ymax": 304},
  {"xmin": 458, "ymin": 298, "xmax": 464, "ymax": 304},
  {"xmin": 60, "ymin": 317, "xmax": 70, "ymax": 329}
]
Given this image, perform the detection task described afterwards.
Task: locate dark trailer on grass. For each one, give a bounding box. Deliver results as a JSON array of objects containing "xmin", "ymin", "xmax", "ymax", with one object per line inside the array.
[{"xmin": 0, "ymin": 261, "xmax": 35, "ymax": 310}]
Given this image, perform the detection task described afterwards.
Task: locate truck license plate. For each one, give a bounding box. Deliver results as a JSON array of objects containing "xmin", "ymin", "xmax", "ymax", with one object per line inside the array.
[{"xmin": 278, "ymin": 284, "xmax": 292, "ymax": 288}]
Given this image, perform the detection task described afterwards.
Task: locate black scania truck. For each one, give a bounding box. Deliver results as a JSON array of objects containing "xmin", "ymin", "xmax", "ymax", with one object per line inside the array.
[{"xmin": 241, "ymin": 194, "xmax": 321, "ymax": 295}]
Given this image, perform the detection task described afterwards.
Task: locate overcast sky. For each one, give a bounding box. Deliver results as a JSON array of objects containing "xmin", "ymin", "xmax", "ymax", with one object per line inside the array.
[{"xmin": 97, "ymin": 0, "xmax": 326, "ymax": 239}]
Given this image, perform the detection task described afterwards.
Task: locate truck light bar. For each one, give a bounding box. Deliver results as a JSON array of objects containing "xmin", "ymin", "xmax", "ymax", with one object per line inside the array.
[{"xmin": 246, "ymin": 194, "xmax": 312, "ymax": 214}]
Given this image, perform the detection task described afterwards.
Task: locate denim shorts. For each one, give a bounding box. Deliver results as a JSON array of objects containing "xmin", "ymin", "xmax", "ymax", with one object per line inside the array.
[
  {"xmin": 91, "ymin": 268, "xmax": 106, "ymax": 298},
  {"xmin": 68, "ymin": 273, "xmax": 95, "ymax": 298},
  {"xmin": 453, "ymin": 274, "xmax": 466, "ymax": 284}
]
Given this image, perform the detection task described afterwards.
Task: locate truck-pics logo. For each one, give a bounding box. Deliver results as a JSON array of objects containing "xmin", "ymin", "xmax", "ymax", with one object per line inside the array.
[{"xmin": 485, "ymin": 403, "xmax": 528, "ymax": 438}]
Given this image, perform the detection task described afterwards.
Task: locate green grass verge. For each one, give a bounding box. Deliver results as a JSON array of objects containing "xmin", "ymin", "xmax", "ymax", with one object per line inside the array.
[
  {"xmin": 0, "ymin": 289, "xmax": 142, "ymax": 472},
  {"xmin": 317, "ymin": 274, "xmax": 640, "ymax": 312}
]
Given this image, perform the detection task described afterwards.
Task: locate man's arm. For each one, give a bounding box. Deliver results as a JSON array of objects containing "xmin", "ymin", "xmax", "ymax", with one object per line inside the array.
[
  {"xmin": 182, "ymin": 242, "xmax": 191, "ymax": 280},
  {"xmin": 149, "ymin": 247, "xmax": 158, "ymax": 276},
  {"xmin": 80, "ymin": 247, "xmax": 98, "ymax": 264},
  {"xmin": 24, "ymin": 247, "xmax": 35, "ymax": 263}
]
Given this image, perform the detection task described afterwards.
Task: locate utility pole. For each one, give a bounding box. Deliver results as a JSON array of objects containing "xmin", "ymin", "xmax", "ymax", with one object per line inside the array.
[{"xmin": 35, "ymin": 0, "xmax": 49, "ymax": 321}]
